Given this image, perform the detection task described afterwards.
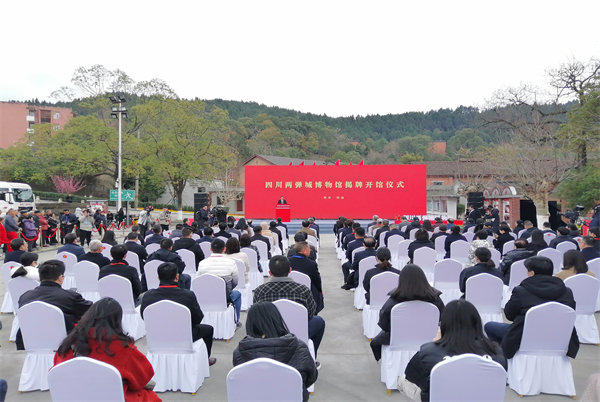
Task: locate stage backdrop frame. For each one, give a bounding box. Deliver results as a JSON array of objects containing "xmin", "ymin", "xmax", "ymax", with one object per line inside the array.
[{"xmin": 244, "ymin": 164, "xmax": 427, "ymax": 219}]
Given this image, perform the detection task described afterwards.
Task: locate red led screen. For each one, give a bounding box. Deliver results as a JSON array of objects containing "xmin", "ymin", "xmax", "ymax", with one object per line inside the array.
[{"xmin": 244, "ymin": 164, "xmax": 427, "ymax": 219}]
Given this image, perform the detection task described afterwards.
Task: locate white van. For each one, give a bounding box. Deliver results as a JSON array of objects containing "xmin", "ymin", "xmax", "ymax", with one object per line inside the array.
[{"xmin": 0, "ymin": 181, "xmax": 36, "ymax": 214}]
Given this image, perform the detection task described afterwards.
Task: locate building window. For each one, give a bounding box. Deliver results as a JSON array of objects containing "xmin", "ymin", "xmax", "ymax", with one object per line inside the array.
[
  {"xmin": 53, "ymin": 112, "xmax": 60, "ymax": 119},
  {"xmin": 237, "ymin": 199, "xmax": 243, "ymax": 211},
  {"xmin": 40, "ymin": 110, "xmax": 51, "ymax": 123},
  {"xmin": 441, "ymin": 200, "xmax": 447, "ymax": 213},
  {"xmin": 28, "ymin": 109, "xmax": 35, "ymax": 116},
  {"xmin": 54, "ymin": 125, "xmax": 60, "ymax": 130},
  {"xmin": 432, "ymin": 181, "xmax": 444, "ymax": 185}
]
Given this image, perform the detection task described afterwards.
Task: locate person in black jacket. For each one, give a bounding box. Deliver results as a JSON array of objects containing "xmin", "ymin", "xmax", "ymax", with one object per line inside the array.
[
  {"xmin": 4, "ymin": 238, "xmax": 27, "ymax": 263},
  {"xmin": 141, "ymin": 262, "xmax": 215, "ymax": 365},
  {"xmin": 513, "ymin": 220, "xmax": 525, "ymax": 235},
  {"xmin": 145, "ymin": 225, "xmax": 165, "ymax": 246},
  {"xmin": 77, "ymin": 240, "xmax": 111, "ymax": 268},
  {"xmin": 233, "ymin": 302, "xmax": 318, "ymax": 402},
  {"xmin": 370, "ymin": 264, "xmax": 444, "ymax": 361},
  {"xmin": 580, "ymin": 236, "xmax": 600, "ymax": 261},
  {"xmin": 17, "ymin": 260, "xmax": 92, "ymax": 349},
  {"xmin": 526, "ymin": 229, "xmax": 548, "ymax": 253},
  {"xmin": 408, "ymin": 229, "xmax": 435, "ymax": 262},
  {"xmin": 146, "ymin": 238, "xmax": 191, "ymax": 289},
  {"xmin": 518, "ymin": 221, "xmax": 536, "ymax": 240},
  {"xmin": 289, "ymin": 242, "xmax": 324, "ymax": 314},
  {"xmin": 403, "ymin": 299, "xmax": 507, "ymax": 402},
  {"xmin": 498, "ymin": 239, "xmax": 536, "ymax": 285},
  {"xmin": 363, "ymin": 247, "xmax": 400, "ymax": 305},
  {"xmin": 384, "ymin": 224, "xmax": 404, "ymax": 245},
  {"xmin": 98, "ymin": 245, "xmax": 143, "ymax": 303},
  {"xmin": 341, "ymin": 236, "xmax": 377, "ymax": 290},
  {"xmin": 459, "ymin": 247, "xmax": 505, "ymax": 295},
  {"xmin": 484, "ymin": 256, "xmax": 579, "ymax": 360},
  {"xmin": 429, "ymin": 225, "xmax": 448, "ymax": 243},
  {"xmin": 549, "ymin": 226, "xmax": 580, "ymax": 250},
  {"xmin": 341, "ymin": 227, "xmax": 366, "ymax": 281},
  {"xmin": 288, "ymin": 233, "xmax": 317, "ymax": 261},
  {"xmin": 444, "ymin": 226, "xmax": 467, "ymax": 259},
  {"xmin": 124, "ymin": 233, "xmax": 148, "ymax": 269},
  {"xmin": 251, "ymin": 226, "xmax": 271, "ymax": 258},
  {"xmin": 172, "ymin": 228, "xmax": 205, "ymax": 269},
  {"xmin": 196, "ymin": 227, "xmax": 214, "ymax": 244},
  {"xmin": 493, "ymin": 224, "xmax": 514, "ymax": 255},
  {"xmin": 269, "ymin": 221, "xmax": 284, "ymax": 252}
]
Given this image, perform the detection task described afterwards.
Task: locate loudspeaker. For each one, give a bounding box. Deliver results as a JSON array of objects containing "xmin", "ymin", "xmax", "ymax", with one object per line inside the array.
[
  {"xmin": 467, "ymin": 192, "xmax": 484, "ymax": 209},
  {"xmin": 194, "ymin": 193, "xmax": 210, "ymax": 212}
]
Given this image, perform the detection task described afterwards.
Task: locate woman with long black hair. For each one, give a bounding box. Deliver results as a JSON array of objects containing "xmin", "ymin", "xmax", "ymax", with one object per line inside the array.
[
  {"xmin": 101, "ymin": 230, "xmax": 118, "ymax": 246},
  {"xmin": 363, "ymin": 247, "xmax": 401, "ymax": 305}
]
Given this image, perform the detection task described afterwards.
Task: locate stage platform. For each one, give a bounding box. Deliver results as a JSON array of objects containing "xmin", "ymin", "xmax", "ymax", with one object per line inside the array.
[{"xmin": 251, "ymin": 219, "xmax": 374, "ymax": 235}]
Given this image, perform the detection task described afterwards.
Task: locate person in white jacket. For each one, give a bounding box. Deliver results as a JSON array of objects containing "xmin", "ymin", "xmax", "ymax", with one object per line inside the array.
[
  {"xmin": 197, "ymin": 238, "xmax": 242, "ymax": 327},
  {"xmin": 10, "ymin": 252, "xmax": 40, "ymax": 281}
]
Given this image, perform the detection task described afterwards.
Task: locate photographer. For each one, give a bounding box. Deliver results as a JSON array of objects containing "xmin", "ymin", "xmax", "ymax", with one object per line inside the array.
[{"xmin": 158, "ymin": 207, "xmax": 171, "ymax": 231}]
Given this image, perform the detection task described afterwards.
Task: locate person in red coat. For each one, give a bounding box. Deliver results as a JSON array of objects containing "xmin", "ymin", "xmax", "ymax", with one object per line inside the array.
[
  {"xmin": 0, "ymin": 216, "xmax": 8, "ymax": 253},
  {"xmin": 54, "ymin": 298, "xmax": 161, "ymax": 402}
]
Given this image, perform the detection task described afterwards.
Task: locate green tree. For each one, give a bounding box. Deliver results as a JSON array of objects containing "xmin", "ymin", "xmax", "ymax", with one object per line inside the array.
[
  {"xmin": 446, "ymin": 129, "xmax": 486, "ymax": 157},
  {"xmin": 400, "ymin": 153, "xmax": 424, "ymax": 164},
  {"xmin": 397, "ymin": 135, "xmax": 432, "ymax": 158},
  {"xmin": 556, "ymin": 164, "xmax": 600, "ymax": 212}
]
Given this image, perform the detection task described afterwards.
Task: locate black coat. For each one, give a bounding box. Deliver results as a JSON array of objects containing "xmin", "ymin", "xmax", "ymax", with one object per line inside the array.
[
  {"xmin": 384, "ymin": 229, "xmax": 405, "ymax": 245},
  {"xmin": 408, "ymin": 239, "xmax": 435, "ymax": 262},
  {"xmin": 363, "ymin": 264, "xmax": 401, "ymax": 304},
  {"xmin": 581, "ymin": 247, "xmax": 600, "ymax": 262},
  {"xmin": 251, "ymin": 234, "xmax": 271, "ymax": 257},
  {"xmin": 444, "ymin": 234, "xmax": 467, "ymax": 258},
  {"xmin": 287, "ymin": 245, "xmax": 317, "ymax": 261},
  {"xmin": 270, "ymin": 226, "xmax": 284, "ymax": 251},
  {"xmin": 374, "ymin": 226, "xmax": 390, "ymax": 245},
  {"xmin": 77, "ymin": 252, "xmax": 111, "ymax": 268},
  {"xmin": 429, "ymin": 232, "xmax": 448, "ymax": 243},
  {"xmin": 346, "ymin": 238, "xmax": 365, "ymax": 264},
  {"xmin": 459, "ymin": 262, "xmax": 505, "ymax": 294},
  {"xmin": 233, "ymin": 334, "xmax": 317, "ymax": 402},
  {"xmin": 519, "ymin": 227, "xmax": 536, "ymax": 240},
  {"xmin": 494, "ymin": 232, "xmax": 514, "ymax": 254},
  {"xmin": 4, "ymin": 249, "xmax": 26, "ymax": 264},
  {"xmin": 98, "ymin": 260, "xmax": 142, "ymax": 301},
  {"xmin": 145, "ymin": 234, "xmax": 165, "ymax": 246},
  {"xmin": 351, "ymin": 248, "xmax": 377, "ymax": 275},
  {"xmin": 173, "ymin": 237, "xmax": 205, "ymax": 268},
  {"xmin": 289, "ymin": 253, "xmax": 324, "ymax": 314},
  {"xmin": 502, "ymin": 275, "xmax": 579, "ymax": 359},
  {"xmin": 146, "ymin": 248, "xmax": 185, "ymax": 274},
  {"xmin": 498, "ymin": 249, "xmax": 536, "ymax": 285},
  {"xmin": 405, "ymin": 341, "xmax": 507, "ymax": 402},
  {"xmin": 549, "ymin": 235, "xmax": 580, "ymax": 250},
  {"xmin": 57, "ymin": 243, "xmax": 85, "ymax": 257},
  {"xmin": 124, "ymin": 241, "xmax": 148, "ymax": 269},
  {"xmin": 141, "ymin": 282, "xmax": 205, "ymax": 341}
]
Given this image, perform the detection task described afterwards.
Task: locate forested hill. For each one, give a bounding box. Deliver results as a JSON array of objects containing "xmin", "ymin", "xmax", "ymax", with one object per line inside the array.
[{"xmin": 203, "ymin": 98, "xmax": 480, "ymax": 142}]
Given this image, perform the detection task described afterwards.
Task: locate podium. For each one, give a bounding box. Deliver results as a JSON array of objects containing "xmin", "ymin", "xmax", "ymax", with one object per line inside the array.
[{"xmin": 275, "ymin": 204, "xmax": 291, "ymax": 222}]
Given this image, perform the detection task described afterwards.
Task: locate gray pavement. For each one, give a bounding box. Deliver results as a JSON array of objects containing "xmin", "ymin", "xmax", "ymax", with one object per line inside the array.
[{"xmin": 1, "ymin": 234, "xmax": 599, "ymax": 401}]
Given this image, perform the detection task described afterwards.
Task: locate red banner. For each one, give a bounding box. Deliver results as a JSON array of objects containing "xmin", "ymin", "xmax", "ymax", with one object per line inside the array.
[{"xmin": 244, "ymin": 164, "xmax": 427, "ymax": 219}]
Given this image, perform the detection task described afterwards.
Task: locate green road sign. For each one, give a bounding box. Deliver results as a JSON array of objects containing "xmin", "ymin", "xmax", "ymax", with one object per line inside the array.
[{"xmin": 109, "ymin": 190, "xmax": 135, "ymax": 202}]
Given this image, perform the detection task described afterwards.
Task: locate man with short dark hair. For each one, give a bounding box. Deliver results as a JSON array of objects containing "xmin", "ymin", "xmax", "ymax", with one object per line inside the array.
[
  {"xmin": 276, "ymin": 217, "xmax": 288, "ymax": 234},
  {"xmin": 484, "ymin": 256, "xmax": 579, "ymax": 360},
  {"xmin": 141, "ymin": 262, "xmax": 216, "ymax": 366},
  {"xmin": 253, "ymin": 255, "xmax": 326, "ymax": 364},
  {"xmin": 251, "ymin": 225, "xmax": 271, "ymax": 258},
  {"xmin": 296, "ymin": 220, "xmax": 316, "ymax": 239},
  {"xmin": 374, "ymin": 219, "xmax": 390, "ymax": 246},
  {"xmin": 173, "ymin": 227, "xmax": 205, "ymax": 268},
  {"xmin": 343, "ymin": 227, "xmax": 366, "ymax": 273},
  {"xmin": 467, "ymin": 204, "xmax": 482, "ymax": 221},
  {"xmin": 287, "ymin": 233, "xmax": 317, "ymax": 260},
  {"xmin": 77, "ymin": 239, "xmax": 111, "ymax": 267},
  {"xmin": 124, "ymin": 233, "xmax": 148, "ymax": 270},
  {"xmin": 342, "ymin": 236, "xmax": 377, "ymax": 290},
  {"xmin": 430, "ymin": 225, "xmax": 449, "ymax": 242},
  {"xmin": 518, "ymin": 220, "xmax": 536, "ymax": 239},
  {"xmin": 4, "ymin": 238, "xmax": 27, "ymax": 263},
  {"xmin": 541, "ymin": 222, "xmax": 554, "ymax": 234},
  {"xmin": 397, "ymin": 216, "xmax": 410, "ymax": 229},
  {"xmin": 269, "ymin": 221, "xmax": 284, "ymax": 251},
  {"xmin": 145, "ymin": 225, "xmax": 165, "ymax": 245},
  {"xmin": 217, "ymin": 222, "xmax": 231, "ymax": 239},
  {"xmin": 228, "ymin": 221, "xmax": 241, "ymax": 237},
  {"xmin": 289, "ymin": 241, "xmax": 324, "ymax": 313},
  {"xmin": 549, "ymin": 227, "xmax": 580, "ymax": 250},
  {"xmin": 147, "ymin": 238, "xmax": 190, "ymax": 289},
  {"xmin": 196, "ymin": 227, "xmax": 214, "ymax": 244},
  {"xmin": 580, "ymin": 236, "xmax": 600, "ymax": 261},
  {"xmin": 57, "ymin": 233, "xmax": 85, "ymax": 257},
  {"xmin": 499, "ymin": 239, "xmax": 536, "ymax": 285},
  {"xmin": 182, "ymin": 218, "xmax": 191, "ymax": 228},
  {"xmin": 98, "ymin": 244, "xmax": 143, "ymax": 302},
  {"xmin": 169, "ymin": 223, "xmax": 184, "ymax": 239},
  {"xmin": 342, "ymin": 222, "xmax": 362, "ymax": 250},
  {"xmin": 383, "ymin": 224, "xmax": 403, "ymax": 246}
]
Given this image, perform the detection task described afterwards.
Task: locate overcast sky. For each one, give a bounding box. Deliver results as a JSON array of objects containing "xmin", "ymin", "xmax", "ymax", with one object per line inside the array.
[{"xmin": 1, "ymin": 0, "xmax": 598, "ymax": 117}]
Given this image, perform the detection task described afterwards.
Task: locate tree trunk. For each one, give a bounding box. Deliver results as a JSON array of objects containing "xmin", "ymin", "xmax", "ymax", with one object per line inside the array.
[
  {"xmin": 175, "ymin": 188, "xmax": 184, "ymax": 221},
  {"xmin": 578, "ymin": 141, "xmax": 587, "ymax": 168},
  {"xmin": 531, "ymin": 193, "xmax": 550, "ymax": 227}
]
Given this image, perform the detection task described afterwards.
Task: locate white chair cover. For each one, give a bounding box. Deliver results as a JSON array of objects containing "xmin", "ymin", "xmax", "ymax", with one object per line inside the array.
[
  {"xmin": 381, "ymin": 301, "xmax": 440, "ymax": 391},
  {"xmin": 101, "ymin": 243, "xmax": 113, "ymax": 259},
  {"xmin": 124, "ymin": 251, "xmax": 141, "ymax": 277},
  {"xmin": 8, "ymin": 276, "xmax": 38, "ymax": 342},
  {"xmin": 557, "ymin": 241, "xmax": 577, "ymax": 253},
  {"xmin": 467, "ymin": 226, "xmax": 476, "ymax": 233},
  {"xmin": 48, "ymin": 357, "xmax": 125, "ymax": 402},
  {"xmin": 490, "ymin": 248, "xmax": 501, "ymax": 267},
  {"xmin": 587, "ymin": 258, "xmax": 600, "ymax": 311},
  {"xmin": 349, "ymin": 246, "xmax": 366, "ymax": 267},
  {"xmin": 192, "ymin": 234, "xmax": 200, "ymax": 240},
  {"xmin": 433, "ymin": 259, "xmax": 463, "ymax": 305},
  {"xmin": 507, "ymin": 302, "xmax": 576, "ymax": 397},
  {"xmin": 241, "ymin": 247, "xmax": 263, "ymax": 291},
  {"xmin": 233, "ymin": 259, "xmax": 252, "ymax": 311},
  {"xmin": 354, "ymin": 256, "xmax": 377, "ymax": 310},
  {"xmin": 544, "ymin": 232, "xmax": 556, "ymax": 245},
  {"xmin": 171, "ymin": 237, "xmax": 181, "ymax": 242},
  {"xmin": 387, "ymin": 235, "xmax": 403, "ymax": 267},
  {"xmin": 450, "ymin": 240, "xmax": 470, "ymax": 266},
  {"xmin": 143, "ymin": 260, "xmax": 162, "ymax": 290},
  {"xmin": 144, "ymin": 300, "xmax": 210, "ymax": 393},
  {"xmin": 98, "ymin": 275, "xmax": 145, "ymax": 340},
  {"xmin": 379, "ymin": 232, "xmax": 387, "ymax": 247},
  {"xmin": 538, "ymin": 248, "xmax": 563, "ymax": 274},
  {"xmin": 227, "ymin": 358, "xmax": 303, "ymax": 402},
  {"xmin": 434, "ymin": 236, "xmax": 446, "ymax": 261},
  {"xmin": 430, "ymin": 354, "xmax": 507, "ymax": 402},
  {"xmin": 18, "ymin": 301, "xmax": 67, "ymax": 392},
  {"xmin": 289, "ymin": 270, "xmax": 311, "ymax": 289},
  {"xmin": 72, "ymin": 261, "xmax": 100, "ymax": 302},
  {"xmin": 564, "ymin": 275, "xmax": 600, "ymax": 344},
  {"xmin": 55, "ymin": 251, "xmax": 77, "ymax": 290},
  {"xmin": 502, "ymin": 240, "xmax": 515, "ymax": 256},
  {"xmin": 501, "ymin": 260, "xmax": 528, "ymax": 308},
  {"xmin": 517, "ymin": 229, "xmax": 527, "ymax": 238},
  {"xmin": 413, "ymin": 247, "xmax": 437, "ymax": 282},
  {"xmin": 465, "ymin": 274, "xmax": 504, "ymax": 326},
  {"xmin": 279, "ymin": 226, "xmax": 289, "ymax": 250},
  {"xmin": 409, "ymin": 229, "xmax": 417, "ymax": 240},
  {"xmin": 252, "ymin": 240, "xmax": 270, "ymax": 277},
  {"xmin": 146, "ymin": 243, "xmax": 160, "ymax": 255},
  {"xmin": 1, "ymin": 261, "xmax": 18, "ymax": 313},
  {"xmin": 165, "ymin": 230, "xmax": 172, "ymax": 237},
  {"xmin": 272, "ymin": 232, "xmax": 282, "ymax": 256},
  {"xmin": 199, "ymin": 241, "xmax": 213, "ymax": 259},
  {"xmin": 191, "ymin": 275, "xmax": 235, "ymax": 340},
  {"xmin": 176, "ymin": 249, "xmax": 197, "ymax": 276},
  {"xmin": 363, "ymin": 271, "xmax": 399, "ymax": 339},
  {"xmin": 463, "ymin": 232, "xmax": 475, "ymax": 242},
  {"xmin": 217, "ymin": 236, "xmax": 229, "ymax": 243},
  {"xmin": 509, "ymin": 232, "xmax": 517, "ymax": 240},
  {"xmin": 336, "ymin": 232, "xmax": 345, "ymax": 260}
]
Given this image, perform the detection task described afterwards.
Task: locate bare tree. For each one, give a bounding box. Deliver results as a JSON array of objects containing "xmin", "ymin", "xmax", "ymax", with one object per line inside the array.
[
  {"xmin": 208, "ymin": 165, "xmax": 245, "ymax": 207},
  {"xmin": 454, "ymin": 158, "xmax": 488, "ymax": 196}
]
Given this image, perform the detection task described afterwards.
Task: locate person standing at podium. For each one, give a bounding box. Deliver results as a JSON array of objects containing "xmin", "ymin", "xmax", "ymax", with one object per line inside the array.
[{"xmin": 278, "ymin": 196, "xmax": 287, "ymax": 204}]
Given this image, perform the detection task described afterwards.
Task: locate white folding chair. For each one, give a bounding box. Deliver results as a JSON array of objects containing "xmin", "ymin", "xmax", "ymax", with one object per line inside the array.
[
  {"xmin": 380, "ymin": 301, "xmax": 440, "ymax": 392},
  {"xmin": 165, "ymin": 230, "xmax": 172, "ymax": 237},
  {"xmin": 252, "ymin": 240, "xmax": 270, "ymax": 277},
  {"xmin": 587, "ymin": 258, "xmax": 600, "ymax": 311},
  {"xmin": 379, "ymin": 232, "xmax": 387, "ymax": 247},
  {"xmin": 354, "ymin": 256, "xmax": 377, "ymax": 310},
  {"xmin": 450, "ymin": 240, "xmax": 470, "ymax": 267},
  {"xmin": 72, "ymin": 261, "xmax": 100, "ymax": 302},
  {"xmin": 217, "ymin": 236, "xmax": 229, "ymax": 243},
  {"xmin": 176, "ymin": 249, "xmax": 197, "ymax": 276},
  {"xmin": 517, "ymin": 229, "xmax": 527, "ymax": 238},
  {"xmin": 430, "ymin": 354, "xmax": 507, "ymax": 402},
  {"xmin": 409, "ymin": 229, "xmax": 417, "ymax": 240},
  {"xmin": 467, "ymin": 226, "xmax": 476, "ymax": 233},
  {"xmin": 336, "ymin": 232, "xmax": 345, "ymax": 260},
  {"xmin": 241, "ymin": 247, "xmax": 263, "ymax": 291},
  {"xmin": 538, "ymin": 248, "xmax": 563, "ymax": 274},
  {"xmin": 7, "ymin": 276, "xmax": 38, "ymax": 342},
  {"xmin": 49, "ymin": 357, "xmax": 125, "ymax": 402},
  {"xmin": 124, "ymin": 251, "xmax": 141, "ymax": 277},
  {"xmin": 306, "ymin": 235, "xmax": 319, "ymax": 252},
  {"xmin": 55, "ymin": 251, "xmax": 77, "ymax": 289},
  {"xmin": 363, "ymin": 271, "xmax": 399, "ymax": 339},
  {"xmin": 433, "ymin": 259, "xmax": 463, "ymax": 305},
  {"xmin": 289, "ymin": 270, "xmax": 311, "ymax": 289},
  {"xmin": 1, "ymin": 261, "xmax": 19, "ymax": 313},
  {"xmin": 143, "ymin": 260, "xmax": 163, "ymax": 290},
  {"xmin": 192, "ymin": 274, "xmax": 235, "ymax": 340},
  {"xmin": 564, "ymin": 275, "xmax": 600, "ymax": 344},
  {"xmin": 557, "ymin": 241, "xmax": 577, "ymax": 253},
  {"xmin": 192, "ymin": 233, "xmax": 200, "ymax": 241},
  {"xmin": 502, "ymin": 240, "xmax": 515, "ymax": 256},
  {"xmin": 502, "ymin": 260, "xmax": 528, "ymax": 308},
  {"xmin": 199, "ymin": 241, "xmax": 212, "ymax": 259},
  {"xmin": 101, "ymin": 243, "xmax": 113, "ymax": 259},
  {"xmin": 463, "ymin": 232, "xmax": 475, "ymax": 242},
  {"xmin": 507, "ymin": 302, "xmax": 576, "ymax": 397},
  {"xmin": 413, "ymin": 247, "xmax": 437, "ymax": 282},
  {"xmin": 387, "ymin": 235, "xmax": 403, "ymax": 267},
  {"xmin": 144, "ymin": 300, "xmax": 210, "ymax": 393},
  {"xmin": 98, "ymin": 275, "xmax": 145, "ymax": 340},
  {"xmin": 348, "ymin": 246, "xmax": 366, "ymax": 266},
  {"xmin": 465, "ymin": 274, "xmax": 504, "ymax": 326},
  {"xmin": 146, "ymin": 243, "xmax": 160, "ymax": 255},
  {"xmin": 227, "ymin": 358, "xmax": 303, "ymax": 402},
  {"xmin": 233, "ymin": 259, "xmax": 252, "ymax": 311},
  {"xmin": 490, "ymin": 248, "xmax": 501, "ymax": 267},
  {"xmin": 509, "ymin": 232, "xmax": 517, "ymax": 240},
  {"xmin": 270, "ymin": 232, "xmax": 282, "ymax": 256},
  {"xmin": 434, "ymin": 236, "xmax": 446, "ymax": 261},
  {"xmin": 18, "ymin": 301, "xmax": 67, "ymax": 392},
  {"xmin": 544, "ymin": 232, "xmax": 556, "ymax": 245},
  {"xmin": 171, "ymin": 237, "xmax": 181, "ymax": 242}
]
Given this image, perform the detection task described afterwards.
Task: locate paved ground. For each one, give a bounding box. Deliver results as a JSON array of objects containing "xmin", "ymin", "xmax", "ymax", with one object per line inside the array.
[{"xmin": 1, "ymin": 233, "xmax": 599, "ymax": 401}]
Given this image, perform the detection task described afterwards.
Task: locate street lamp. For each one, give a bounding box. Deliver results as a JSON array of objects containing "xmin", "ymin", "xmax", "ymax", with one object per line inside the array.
[{"xmin": 109, "ymin": 95, "xmax": 128, "ymax": 212}]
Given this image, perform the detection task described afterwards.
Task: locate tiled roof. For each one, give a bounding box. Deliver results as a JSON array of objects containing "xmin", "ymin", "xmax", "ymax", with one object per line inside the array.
[
  {"xmin": 245, "ymin": 154, "xmax": 328, "ymax": 166},
  {"xmin": 415, "ymin": 160, "xmax": 493, "ymax": 176}
]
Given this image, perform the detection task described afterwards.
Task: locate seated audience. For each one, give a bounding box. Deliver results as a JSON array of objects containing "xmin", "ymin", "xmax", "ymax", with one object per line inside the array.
[
  {"xmin": 54, "ymin": 298, "xmax": 161, "ymax": 402},
  {"xmin": 233, "ymin": 302, "xmax": 318, "ymax": 402},
  {"xmin": 196, "ymin": 227, "xmax": 214, "ymax": 243},
  {"xmin": 147, "ymin": 238, "xmax": 190, "ymax": 289},
  {"xmin": 4, "ymin": 238, "xmax": 27, "ymax": 263},
  {"xmin": 217, "ymin": 222, "xmax": 231, "ymax": 239},
  {"xmin": 549, "ymin": 226, "xmax": 580, "ymax": 250},
  {"xmin": 405, "ymin": 218, "xmax": 422, "ymax": 238},
  {"xmin": 459, "ymin": 248, "xmax": 504, "ymax": 294},
  {"xmin": 513, "ymin": 220, "xmax": 525, "ymax": 234},
  {"xmin": 57, "ymin": 233, "xmax": 85, "ymax": 257},
  {"xmin": 589, "ymin": 226, "xmax": 600, "ymax": 250},
  {"xmin": 484, "ymin": 256, "xmax": 579, "ymax": 360},
  {"xmin": 342, "ymin": 236, "xmax": 377, "ymax": 290},
  {"xmin": 289, "ymin": 241, "xmax": 324, "ymax": 313},
  {"xmin": 173, "ymin": 227, "xmax": 205, "ymax": 268},
  {"xmin": 567, "ymin": 223, "xmax": 580, "ymax": 238},
  {"xmin": 465, "ymin": 230, "xmax": 493, "ymax": 267},
  {"xmin": 288, "ymin": 233, "xmax": 317, "ymax": 260},
  {"xmin": 296, "ymin": 220, "xmax": 317, "ymax": 239},
  {"xmin": 498, "ymin": 239, "xmax": 535, "ymax": 285},
  {"xmin": 101, "ymin": 230, "xmax": 118, "ymax": 246},
  {"xmin": 370, "ymin": 264, "xmax": 444, "ymax": 361},
  {"xmin": 374, "ymin": 219, "xmax": 390, "ymax": 245},
  {"xmin": 493, "ymin": 224, "xmax": 513, "ymax": 255},
  {"xmin": 269, "ymin": 221, "xmax": 284, "ymax": 251},
  {"xmin": 555, "ymin": 249, "xmax": 596, "ymax": 280},
  {"xmin": 145, "ymin": 225, "xmax": 165, "ymax": 246},
  {"xmin": 169, "ymin": 223, "xmax": 184, "ymax": 239},
  {"xmin": 421, "ymin": 220, "xmax": 433, "ymax": 234},
  {"xmin": 251, "ymin": 225, "xmax": 272, "ymax": 258},
  {"xmin": 401, "ymin": 299, "xmax": 507, "ymax": 402},
  {"xmin": 541, "ymin": 221, "xmax": 555, "ymax": 234},
  {"xmin": 429, "ymin": 225, "xmax": 448, "ymax": 242},
  {"xmin": 98, "ymin": 244, "xmax": 143, "ymax": 303},
  {"xmin": 580, "ymin": 236, "xmax": 600, "ymax": 261},
  {"xmin": 518, "ymin": 220, "xmax": 536, "ymax": 239},
  {"xmin": 408, "ymin": 229, "xmax": 434, "ymax": 262},
  {"xmin": 240, "ymin": 233, "xmax": 262, "ymax": 272},
  {"xmin": 78, "ymin": 240, "xmax": 111, "ymax": 268},
  {"xmin": 123, "ymin": 233, "xmax": 148, "ymax": 269},
  {"xmin": 224, "ymin": 237, "xmax": 250, "ymax": 284},
  {"xmin": 384, "ymin": 223, "xmax": 404, "ymax": 245},
  {"xmin": 526, "ymin": 229, "xmax": 548, "ymax": 253},
  {"xmin": 10, "ymin": 252, "xmax": 39, "ymax": 280},
  {"xmin": 444, "ymin": 226, "xmax": 466, "ymax": 259},
  {"xmin": 363, "ymin": 247, "xmax": 400, "ymax": 305},
  {"xmin": 128, "ymin": 225, "xmax": 145, "ymax": 246}
]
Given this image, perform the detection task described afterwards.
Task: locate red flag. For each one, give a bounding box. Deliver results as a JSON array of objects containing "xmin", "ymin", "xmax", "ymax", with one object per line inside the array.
[
  {"xmin": 299, "ymin": 161, "xmax": 305, "ymax": 166},
  {"xmin": 334, "ymin": 160, "xmax": 340, "ymax": 165},
  {"xmin": 358, "ymin": 160, "xmax": 364, "ymax": 165},
  {"xmin": 350, "ymin": 159, "xmax": 353, "ymax": 165},
  {"xmin": 289, "ymin": 162, "xmax": 293, "ymax": 166},
  {"xmin": 313, "ymin": 161, "xmax": 316, "ymax": 166}
]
